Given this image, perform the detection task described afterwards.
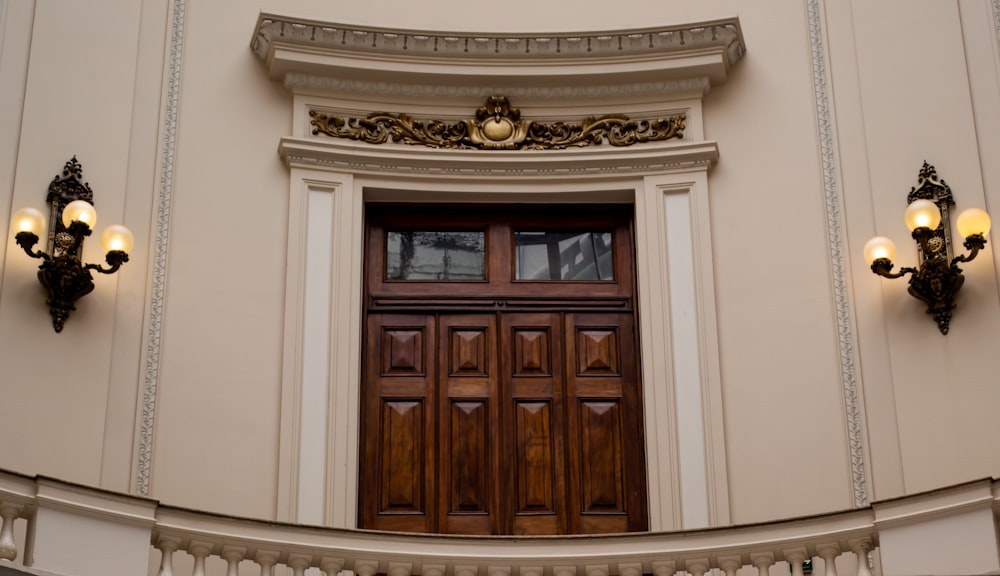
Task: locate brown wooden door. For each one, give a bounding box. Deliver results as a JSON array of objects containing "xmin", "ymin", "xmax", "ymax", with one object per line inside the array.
[
  {"xmin": 359, "ymin": 204, "xmax": 646, "ymax": 535},
  {"xmin": 360, "ymin": 310, "xmax": 645, "ymax": 534}
]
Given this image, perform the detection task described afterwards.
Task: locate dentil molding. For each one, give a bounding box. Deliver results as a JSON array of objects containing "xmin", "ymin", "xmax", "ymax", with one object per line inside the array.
[{"xmin": 251, "ymin": 13, "xmax": 745, "ymax": 98}]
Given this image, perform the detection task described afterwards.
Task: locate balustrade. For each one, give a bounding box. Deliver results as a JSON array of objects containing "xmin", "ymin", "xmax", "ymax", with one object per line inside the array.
[{"xmin": 0, "ymin": 469, "xmax": 997, "ymax": 576}]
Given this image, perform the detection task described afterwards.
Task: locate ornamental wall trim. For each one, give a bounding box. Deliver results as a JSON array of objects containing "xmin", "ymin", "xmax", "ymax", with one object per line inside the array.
[
  {"xmin": 251, "ymin": 13, "xmax": 745, "ymax": 96},
  {"xmin": 309, "ymin": 96, "xmax": 686, "ymax": 150},
  {"xmin": 278, "ymin": 137, "xmax": 718, "ymax": 179},
  {"xmin": 252, "ymin": 14, "xmax": 745, "ymax": 63}
]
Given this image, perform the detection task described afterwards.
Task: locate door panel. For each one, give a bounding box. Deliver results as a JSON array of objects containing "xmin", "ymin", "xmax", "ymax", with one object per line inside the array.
[
  {"xmin": 362, "ymin": 314, "xmax": 436, "ymax": 532},
  {"xmin": 439, "ymin": 315, "xmax": 499, "ymax": 534},
  {"xmin": 502, "ymin": 313, "xmax": 566, "ymax": 535},
  {"xmin": 379, "ymin": 400, "xmax": 425, "ymax": 511},
  {"xmin": 564, "ymin": 313, "xmax": 645, "ymax": 533}
]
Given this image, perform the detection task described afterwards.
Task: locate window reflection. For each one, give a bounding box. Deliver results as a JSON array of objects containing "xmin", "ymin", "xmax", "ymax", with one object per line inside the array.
[
  {"xmin": 515, "ymin": 231, "xmax": 614, "ymax": 280},
  {"xmin": 386, "ymin": 231, "xmax": 485, "ymax": 280}
]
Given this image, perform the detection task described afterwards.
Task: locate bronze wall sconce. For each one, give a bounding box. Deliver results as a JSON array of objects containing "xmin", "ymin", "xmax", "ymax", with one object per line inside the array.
[
  {"xmin": 863, "ymin": 162, "xmax": 991, "ymax": 334},
  {"xmin": 10, "ymin": 157, "xmax": 134, "ymax": 332}
]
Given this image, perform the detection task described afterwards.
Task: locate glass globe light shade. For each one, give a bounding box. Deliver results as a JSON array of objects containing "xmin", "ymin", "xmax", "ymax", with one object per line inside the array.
[
  {"xmin": 11, "ymin": 207, "xmax": 46, "ymax": 237},
  {"xmin": 100, "ymin": 224, "xmax": 134, "ymax": 254},
  {"xmin": 956, "ymin": 208, "xmax": 991, "ymax": 239},
  {"xmin": 903, "ymin": 199, "xmax": 941, "ymax": 232},
  {"xmin": 61, "ymin": 200, "xmax": 97, "ymax": 229},
  {"xmin": 864, "ymin": 236, "xmax": 897, "ymax": 265}
]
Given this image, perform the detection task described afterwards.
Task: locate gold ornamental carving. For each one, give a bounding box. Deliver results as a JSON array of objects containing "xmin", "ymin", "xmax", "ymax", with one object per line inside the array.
[{"xmin": 309, "ymin": 96, "xmax": 685, "ymax": 150}]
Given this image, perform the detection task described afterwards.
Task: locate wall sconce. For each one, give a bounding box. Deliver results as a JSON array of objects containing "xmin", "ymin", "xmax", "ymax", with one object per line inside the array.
[
  {"xmin": 10, "ymin": 157, "xmax": 133, "ymax": 332},
  {"xmin": 863, "ymin": 162, "xmax": 991, "ymax": 334}
]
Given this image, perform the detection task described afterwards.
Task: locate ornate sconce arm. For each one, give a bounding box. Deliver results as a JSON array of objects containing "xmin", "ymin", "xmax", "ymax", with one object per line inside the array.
[
  {"xmin": 14, "ymin": 232, "xmax": 50, "ymax": 262},
  {"xmin": 951, "ymin": 233, "xmax": 987, "ymax": 265},
  {"xmin": 84, "ymin": 250, "xmax": 130, "ymax": 275},
  {"xmin": 870, "ymin": 258, "xmax": 914, "ymax": 280}
]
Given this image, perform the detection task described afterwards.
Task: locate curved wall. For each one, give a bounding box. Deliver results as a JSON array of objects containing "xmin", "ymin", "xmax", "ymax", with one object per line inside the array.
[{"xmin": 0, "ymin": 0, "xmax": 996, "ymax": 529}]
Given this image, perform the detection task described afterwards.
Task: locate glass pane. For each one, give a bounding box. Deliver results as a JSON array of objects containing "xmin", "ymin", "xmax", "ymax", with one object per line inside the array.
[
  {"xmin": 386, "ymin": 231, "xmax": 485, "ymax": 280},
  {"xmin": 515, "ymin": 231, "xmax": 614, "ymax": 280}
]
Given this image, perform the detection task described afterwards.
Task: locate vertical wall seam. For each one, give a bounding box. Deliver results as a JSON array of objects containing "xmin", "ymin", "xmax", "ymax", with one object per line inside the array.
[
  {"xmin": 0, "ymin": 0, "xmax": 36, "ymax": 302},
  {"xmin": 136, "ymin": 0, "xmax": 185, "ymax": 497},
  {"xmin": 807, "ymin": 0, "xmax": 870, "ymax": 508},
  {"xmin": 993, "ymin": 0, "xmax": 1000, "ymax": 54}
]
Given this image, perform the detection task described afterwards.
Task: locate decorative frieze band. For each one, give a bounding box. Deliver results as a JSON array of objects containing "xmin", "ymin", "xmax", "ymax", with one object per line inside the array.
[
  {"xmin": 253, "ymin": 15, "xmax": 745, "ymax": 65},
  {"xmin": 309, "ymin": 96, "xmax": 685, "ymax": 150},
  {"xmin": 284, "ymin": 75, "xmax": 711, "ymax": 100}
]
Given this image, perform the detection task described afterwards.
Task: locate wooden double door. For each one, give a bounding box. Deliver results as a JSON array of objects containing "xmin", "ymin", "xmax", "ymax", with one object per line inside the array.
[{"xmin": 358, "ymin": 205, "xmax": 647, "ymax": 535}]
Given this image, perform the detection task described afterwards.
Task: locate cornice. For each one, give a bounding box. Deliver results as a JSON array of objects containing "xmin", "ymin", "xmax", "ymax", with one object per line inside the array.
[
  {"xmin": 278, "ymin": 137, "xmax": 717, "ymax": 180},
  {"xmin": 252, "ymin": 13, "xmax": 745, "ymax": 98}
]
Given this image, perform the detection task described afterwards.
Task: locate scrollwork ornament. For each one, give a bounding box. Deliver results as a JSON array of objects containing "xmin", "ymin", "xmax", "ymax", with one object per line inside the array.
[{"xmin": 309, "ymin": 96, "xmax": 685, "ymax": 151}]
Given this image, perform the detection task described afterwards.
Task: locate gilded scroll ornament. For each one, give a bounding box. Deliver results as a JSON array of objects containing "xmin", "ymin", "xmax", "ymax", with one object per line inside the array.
[{"xmin": 309, "ymin": 96, "xmax": 685, "ymax": 150}]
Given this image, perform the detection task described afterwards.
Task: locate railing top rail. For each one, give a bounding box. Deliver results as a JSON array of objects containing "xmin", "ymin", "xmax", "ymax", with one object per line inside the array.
[{"xmin": 152, "ymin": 504, "xmax": 876, "ymax": 569}]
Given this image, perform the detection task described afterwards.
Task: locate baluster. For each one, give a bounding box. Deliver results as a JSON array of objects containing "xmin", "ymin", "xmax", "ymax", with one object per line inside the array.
[
  {"xmin": 849, "ymin": 540, "xmax": 873, "ymax": 576},
  {"xmin": 751, "ymin": 552, "xmax": 774, "ymax": 576},
  {"xmin": 155, "ymin": 536, "xmax": 182, "ymax": 576},
  {"xmin": 189, "ymin": 541, "xmax": 213, "ymax": 576},
  {"xmin": 617, "ymin": 562, "xmax": 642, "ymax": 576},
  {"xmin": 784, "ymin": 548, "xmax": 809, "ymax": 576},
  {"xmin": 354, "ymin": 559, "xmax": 379, "ymax": 576},
  {"xmin": 717, "ymin": 555, "xmax": 741, "ymax": 576},
  {"xmin": 0, "ymin": 504, "xmax": 21, "ymax": 561},
  {"xmin": 650, "ymin": 560, "xmax": 675, "ymax": 576},
  {"xmin": 257, "ymin": 550, "xmax": 281, "ymax": 576},
  {"xmin": 288, "ymin": 554, "xmax": 313, "ymax": 576},
  {"xmin": 552, "ymin": 565, "xmax": 576, "ymax": 576},
  {"xmin": 585, "ymin": 564, "xmax": 608, "ymax": 576},
  {"xmin": 422, "ymin": 564, "xmax": 446, "ymax": 576},
  {"xmin": 320, "ymin": 557, "xmax": 345, "ymax": 576},
  {"xmin": 488, "ymin": 565, "xmax": 510, "ymax": 576},
  {"xmin": 388, "ymin": 562, "xmax": 412, "ymax": 576},
  {"xmin": 685, "ymin": 559, "xmax": 710, "ymax": 576},
  {"xmin": 816, "ymin": 544, "xmax": 841, "ymax": 576},
  {"xmin": 223, "ymin": 546, "xmax": 246, "ymax": 576},
  {"xmin": 520, "ymin": 566, "xmax": 544, "ymax": 576}
]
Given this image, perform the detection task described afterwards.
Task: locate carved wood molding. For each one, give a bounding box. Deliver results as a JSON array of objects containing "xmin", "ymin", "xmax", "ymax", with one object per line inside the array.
[{"xmin": 309, "ymin": 96, "xmax": 685, "ymax": 150}]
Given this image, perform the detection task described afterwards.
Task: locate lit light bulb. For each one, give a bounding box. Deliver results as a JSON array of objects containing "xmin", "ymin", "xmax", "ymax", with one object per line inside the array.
[
  {"xmin": 11, "ymin": 207, "xmax": 46, "ymax": 236},
  {"xmin": 904, "ymin": 199, "xmax": 941, "ymax": 232},
  {"xmin": 956, "ymin": 208, "xmax": 991, "ymax": 239},
  {"xmin": 61, "ymin": 200, "xmax": 97, "ymax": 230},
  {"xmin": 100, "ymin": 225, "xmax": 134, "ymax": 254},
  {"xmin": 864, "ymin": 236, "xmax": 897, "ymax": 265}
]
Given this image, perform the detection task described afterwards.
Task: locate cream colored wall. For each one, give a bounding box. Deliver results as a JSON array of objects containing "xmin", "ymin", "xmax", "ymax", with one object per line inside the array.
[
  {"xmin": 703, "ymin": 0, "xmax": 854, "ymax": 522},
  {"xmin": 833, "ymin": 0, "xmax": 1000, "ymax": 498},
  {"xmin": 0, "ymin": 0, "xmax": 158, "ymax": 492},
  {"xmin": 1, "ymin": 0, "xmax": 998, "ymax": 529}
]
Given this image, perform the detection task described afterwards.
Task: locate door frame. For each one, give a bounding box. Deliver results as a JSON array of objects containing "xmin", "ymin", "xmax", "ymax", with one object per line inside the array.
[{"xmin": 276, "ymin": 173, "xmax": 729, "ymax": 532}]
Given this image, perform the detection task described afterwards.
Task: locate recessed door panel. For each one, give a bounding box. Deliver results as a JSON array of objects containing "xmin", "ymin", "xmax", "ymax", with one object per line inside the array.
[
  {"xmin": 449, "ymin": 400, "xmax": 489, "ymax": 512},
  {"xmin": 379, "ymin": 400, "xmax": 425, "ymax": 511},
  {"xmin": 440, "ymin": 315, "xmax": 498, "ymax": 534},
  {"xmin": 503, "ymin": 313, "xmax": 566, "ymax": 535},
  {"xmin": 361, "ymin": 314, "xmax": 436, "ymax": 532},
  {"xmin": 565, "ymin": 313, "xmax": 646, "ymax": 534}
]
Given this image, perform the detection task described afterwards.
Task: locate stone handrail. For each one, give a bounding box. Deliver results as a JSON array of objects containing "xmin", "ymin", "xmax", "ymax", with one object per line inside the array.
[
  {"xmin": 0, "ymin": 469, "xmax": 998, "ymax": 576},
  {"xmin": 153, "ymin": 503, "xmax": 874, "ymax": 576}
]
